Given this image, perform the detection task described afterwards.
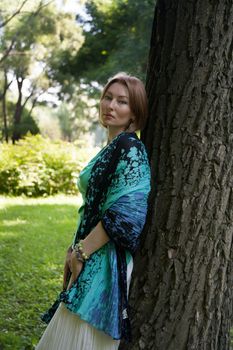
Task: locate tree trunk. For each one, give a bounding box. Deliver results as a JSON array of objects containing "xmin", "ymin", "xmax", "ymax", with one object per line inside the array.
[
  {"xmin": 12, "ymin": 76, "xmax": 24, "ymax": 143},
  {"xmin": 121, "ymin": 1, "xmax": 233, "ymax": 349},
  {"xmin": 2, "ymin": 70, "xmax": 10, "ymax": 142}
]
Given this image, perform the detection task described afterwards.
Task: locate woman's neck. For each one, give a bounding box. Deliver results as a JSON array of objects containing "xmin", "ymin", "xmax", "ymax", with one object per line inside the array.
[{"xmin": 107, "ymin": 128, "xmax": 125, "ymax": 143}]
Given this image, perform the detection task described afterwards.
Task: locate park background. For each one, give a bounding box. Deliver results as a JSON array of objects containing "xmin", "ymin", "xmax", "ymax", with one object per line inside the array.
[{"xmin": 1, "ymin": 0, "xmax": 233, "ymax": 349}]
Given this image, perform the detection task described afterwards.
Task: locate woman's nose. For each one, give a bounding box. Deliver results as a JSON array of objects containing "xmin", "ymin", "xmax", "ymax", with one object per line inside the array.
[{"xmin": 109, "ymin": 98, "xmax": 116, "ymax": 109}]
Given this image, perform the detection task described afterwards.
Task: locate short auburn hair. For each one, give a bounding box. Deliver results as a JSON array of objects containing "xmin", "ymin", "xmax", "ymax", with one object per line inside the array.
[{"xmin": 99, "ymin": 72, "xmax": 148, "ymax": 131}]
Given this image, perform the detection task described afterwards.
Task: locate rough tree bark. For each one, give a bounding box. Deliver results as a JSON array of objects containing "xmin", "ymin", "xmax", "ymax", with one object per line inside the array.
[{"xmin": 121, "ymin": 1, "xmax": 233, "ymax": 349}]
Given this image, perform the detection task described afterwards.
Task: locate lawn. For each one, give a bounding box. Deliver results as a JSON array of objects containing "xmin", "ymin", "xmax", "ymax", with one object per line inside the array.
[{"xmin": 0, "ymin": 195, "xmax": 82, "ymax": 350}]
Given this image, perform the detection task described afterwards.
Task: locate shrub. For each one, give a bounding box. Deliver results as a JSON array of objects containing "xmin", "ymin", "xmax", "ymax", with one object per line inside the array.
[{"xmin": 0, "ymin": 134, "xmax": 98, "ymax": 196}]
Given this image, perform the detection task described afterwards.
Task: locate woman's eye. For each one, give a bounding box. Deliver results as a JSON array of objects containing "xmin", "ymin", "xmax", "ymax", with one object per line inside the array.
[
  {"xmin": 104, "ymin": 95, "xmax": 111, "ymax": 100},
  {"xmin": 118, "ymin": 100, "xmax": 127, "ymax": 104}
]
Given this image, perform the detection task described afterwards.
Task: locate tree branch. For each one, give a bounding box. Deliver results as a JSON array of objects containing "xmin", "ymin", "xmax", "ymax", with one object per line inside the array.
[
  {"xmin": 0, "ymin": 0, "xmax": 29, "ymax": 28},
  {"xmin": 0, "ymin": 37, "xmax": 16, "ymax": 64},
  {"xmin": 22, "ymin": 88, "xmax": 35, "ymax": 109},
  {"xmin": 0, "ymin": 0, "xmax": 54, "ymax": 64},
  {"xmin": 0, "ymin": 74, "xmax": 12, "ymax": 100},
  {"xmin": 26, "ymin": 90, "xmax": 44, "ymax": 119}
]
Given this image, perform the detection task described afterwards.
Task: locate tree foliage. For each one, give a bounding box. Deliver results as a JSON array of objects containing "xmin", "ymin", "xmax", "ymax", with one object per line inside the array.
[
  {"xmin": 0, "ymin": 0, "xmax": 84, "ymax": 142},
  {"xmin": 0, "ymin": 0, "xmax": 155, "ymax": 144},
  {"xmin": 50, "ymin": 0, "xmax": 155, "ymax": 86}
]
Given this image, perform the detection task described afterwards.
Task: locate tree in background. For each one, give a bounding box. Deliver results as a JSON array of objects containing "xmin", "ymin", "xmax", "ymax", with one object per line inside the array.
[
  {"xmin": 0, "ymin": 0, "xmax": 83, "ymax": 143},
  {"xmin": 49, "ymin": 0, "xmax": 155, "ymax": 86},
  {"xmin": 0, "ymin": 0, "xmax": 30, "ymax": 142},
  {"xmin": 121, "ymin": 1, "xmax": 233, "ymax": 349},
  {"xmin": 0, "ymin": 0, "xmax": 54, "ymax": 142},
  {"xmin": 0, "ymin": 0, "xmax": 155, "ymax": 145},
  {"xmin": 56, "ymin": 92, "xmax": 98, "ymax": 143},
  {"xmin": 7, "ymin": 101, "xmax": 39, "ymax": 138}
]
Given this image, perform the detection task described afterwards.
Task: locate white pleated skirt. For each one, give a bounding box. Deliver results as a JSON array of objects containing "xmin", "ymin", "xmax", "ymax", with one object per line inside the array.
[
  {"xmin": 36, "ymin": 259, "xmax": 133, "ymax": 350},
  {"xmin": 36, "ymin": 303, "xmax": 120, "ymax": 350}
]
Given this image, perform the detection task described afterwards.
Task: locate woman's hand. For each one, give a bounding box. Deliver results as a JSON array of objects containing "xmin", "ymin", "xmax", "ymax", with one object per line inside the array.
[
  {"xmin": 66, "ymin": 250, "xmax": 84, "ymax": 290},
  {"xmin": 63, "ymin": 246, "xmax": 72, "ymax": 291}
]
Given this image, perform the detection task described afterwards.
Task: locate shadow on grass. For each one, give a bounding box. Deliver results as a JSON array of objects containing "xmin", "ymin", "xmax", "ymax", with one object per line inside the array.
[{"xmin": 0, "ymin": 200, "xmax": 78, "ymax": 350}]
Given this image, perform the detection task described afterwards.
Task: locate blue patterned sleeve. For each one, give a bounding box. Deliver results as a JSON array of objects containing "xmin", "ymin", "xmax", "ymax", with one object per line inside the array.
[
  {"xmin": 101, "ymin": 192, "xmax": 149, "ymax": 254},
  {"xmin": 101, "ymin": 136, "xmax": 151, "ymax": 254}
]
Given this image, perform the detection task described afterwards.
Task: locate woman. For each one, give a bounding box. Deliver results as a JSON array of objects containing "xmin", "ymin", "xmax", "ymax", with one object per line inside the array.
[{"xmin": 36, "ymin": 72, "xmax": 151, "ymax": 350}]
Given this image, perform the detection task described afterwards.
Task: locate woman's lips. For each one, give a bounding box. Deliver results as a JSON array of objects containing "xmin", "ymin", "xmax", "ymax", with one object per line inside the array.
[{"xmin": 104, "ymin": 114, "xmax": 114, "ymax": 119}]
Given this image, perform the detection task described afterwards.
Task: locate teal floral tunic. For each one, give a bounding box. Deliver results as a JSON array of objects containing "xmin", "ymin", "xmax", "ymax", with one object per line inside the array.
[{"xmin": 42, "ymin": 131, "xmax": 151, "ymax": 341}]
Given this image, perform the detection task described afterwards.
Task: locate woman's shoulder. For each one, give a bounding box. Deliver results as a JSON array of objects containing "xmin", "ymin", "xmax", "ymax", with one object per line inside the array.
[
  {"xmin": 116, "ymin": 131, "xmax": 138, "ymax": 146},
  {"xmin": 116, "ymin": 132, "xmax": 146, "ymax": 153}
]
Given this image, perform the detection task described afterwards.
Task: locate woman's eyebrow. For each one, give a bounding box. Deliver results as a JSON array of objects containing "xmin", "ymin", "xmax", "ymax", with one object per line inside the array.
[
  {"xmin": 118, "ymin": 95, "xmax": 129, "ymax": 99},
  {"xmin": 106, "ymin": 92, "xmax": 128, "ymax": 98}
]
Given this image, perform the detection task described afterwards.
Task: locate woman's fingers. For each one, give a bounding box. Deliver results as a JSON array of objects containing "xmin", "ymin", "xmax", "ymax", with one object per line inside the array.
[
  {"xmin": 67, "ymin": 272, "xmax": 78, "ymax": 290},
  {"xmin": 67, "ymin": 275, "xmax": 73, "ymax": 290},
  {"xmin": 66, "ymin": 261, "xmax": 84, "ymax": 290},
  {"xmin": 62, "ymin": 246, "xmax": 73, "ymax": 290},
  {"xmin": 63, "ymin": 262, "xmax": 70, "ymax": 290},
  {"xmin": 66, "ymin": 249, "xmax": 72, "ymax": 269},
  {"xmin": 64, "ymin": 250, "xmax": 84, "ymax": 291}
]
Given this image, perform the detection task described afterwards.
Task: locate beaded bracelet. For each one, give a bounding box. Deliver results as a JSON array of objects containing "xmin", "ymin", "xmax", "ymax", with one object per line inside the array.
[{"xmin": 74, "ymin": 240, "xmax": 90, "ymax": 261}]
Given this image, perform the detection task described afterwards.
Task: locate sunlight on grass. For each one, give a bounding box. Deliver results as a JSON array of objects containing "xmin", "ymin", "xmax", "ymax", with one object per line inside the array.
[
  {"xmin": 0, "ymin": 195, "xmax": 80, "ymax": 350},
  {"xmin": 0, "ymin": 230, "xmax": 19, "ymax": 238},
  {"xmin": 0, "ymin": 194, "xmax": 82, "ymax": 207},
  {"xmin": 2, "ymin": 218, "xmax": 27, "ymax": 226}
]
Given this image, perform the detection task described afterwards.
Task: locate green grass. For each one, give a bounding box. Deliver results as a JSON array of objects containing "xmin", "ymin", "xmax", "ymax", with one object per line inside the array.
[{"xmin": 0, "ymin": 195, "xmax": 81, "ymax": 350}]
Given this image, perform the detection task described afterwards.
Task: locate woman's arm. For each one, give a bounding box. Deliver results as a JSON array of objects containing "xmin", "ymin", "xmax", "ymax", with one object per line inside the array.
[{"xmin": 81, "ymin": 221, "xmax": 110, "ymax": 256}]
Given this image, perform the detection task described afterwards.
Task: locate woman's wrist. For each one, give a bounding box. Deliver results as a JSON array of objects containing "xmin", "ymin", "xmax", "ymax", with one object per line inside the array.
[
  {"xmin": 81, "ymin": 221, "xmax": 110, "ymax": 256},
  {"xmin": 74, "ymin": 240, "xmax": 90, "ymax": 262}
]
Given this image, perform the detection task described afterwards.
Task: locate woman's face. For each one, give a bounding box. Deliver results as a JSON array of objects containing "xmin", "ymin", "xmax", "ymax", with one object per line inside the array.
[{"xmin": 100, "ymin": 82, "xmax": 135, "ymax": 132}]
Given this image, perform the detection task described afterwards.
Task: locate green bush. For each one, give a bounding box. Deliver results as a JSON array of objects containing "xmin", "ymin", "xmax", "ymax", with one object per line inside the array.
[{"xmin": 0, "ymin": 134, "xmax": 98, "ymax": 196}]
